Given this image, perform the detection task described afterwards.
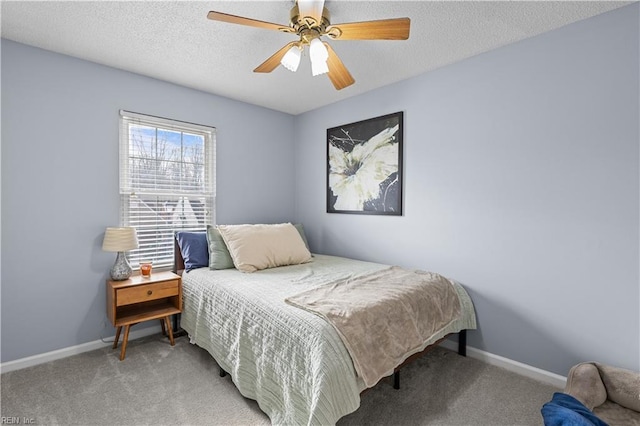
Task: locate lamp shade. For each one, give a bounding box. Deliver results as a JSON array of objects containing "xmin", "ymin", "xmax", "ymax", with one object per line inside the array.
[
  {"xmin": 281, "ymin": 45, "xmax": 301, "ymax": 72},
  {"xmin": 309, "ymin": 38, "xmax": 328, "ymax": 62},
  {"xmin": 309, "ymin": 38, "xmax": 329, "ymax": 76},
  {"xmin": 102, "ymin": 227, "xmax": 139, "ymax": 252},
  {"xmin": 311, "ymin": 59, "xmax": 329, "ymax": 76},
  {"xmin": 298, "ymin": 0, "xmax": 325, "ymax": 23}
]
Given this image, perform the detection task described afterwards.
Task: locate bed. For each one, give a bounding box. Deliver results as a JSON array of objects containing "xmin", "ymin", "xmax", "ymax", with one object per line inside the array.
[{"xmin": 173, "ymin": 224, "xmax": 476, "ymax": 425}]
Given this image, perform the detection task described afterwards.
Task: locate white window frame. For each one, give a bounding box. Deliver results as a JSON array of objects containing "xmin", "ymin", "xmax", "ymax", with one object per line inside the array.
[{"xmin": 119, "ymin": 110, "xmax": 216, "ymax": 270}]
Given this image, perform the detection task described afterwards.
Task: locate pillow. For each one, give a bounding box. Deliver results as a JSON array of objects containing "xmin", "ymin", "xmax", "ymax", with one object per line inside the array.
[
  {"xmin": 206, "ymin": 225, "xmax": 235, "ymax": 270},
  {"xmin": 597, "ymin": 363, "xmax": 640, "ymax": 412},
  {"xmin": 217, "ymin": 223, "xmax": 312, "ymax": 273},
  {"xmin": 176, "ymin": 231, "xmax": 209, "ymax": 272},
  {"xmin": 293, "ymin": 223, "xmax": 310, "ymax": 252}
]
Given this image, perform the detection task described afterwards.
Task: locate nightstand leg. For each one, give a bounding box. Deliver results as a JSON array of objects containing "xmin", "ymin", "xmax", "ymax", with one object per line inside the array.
[
  {"xmin": 113, "ymin": 326, "xmax": 122, "ymax": 349},
  {"xmin": 160, "ymin": 319, "xmax": 166, "ymax": 336},
  {"xmin": 120, "ymin": 325, "xmax": 131, "ymax": 361},
  {"xmin": 164, "ymin": 316, "xmax": 175, "ymax": 346}
]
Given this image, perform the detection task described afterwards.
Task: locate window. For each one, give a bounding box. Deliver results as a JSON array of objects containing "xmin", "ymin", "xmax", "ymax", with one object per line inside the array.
[{"xmin": 119, "ymin": 110, "xmax": 215, "ymax": 270}]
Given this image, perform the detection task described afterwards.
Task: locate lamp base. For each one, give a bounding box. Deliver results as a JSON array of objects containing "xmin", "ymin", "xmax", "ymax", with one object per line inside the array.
[{"xmin": 110, "ymin": 251, "xmax": 133, "ymax": 281}]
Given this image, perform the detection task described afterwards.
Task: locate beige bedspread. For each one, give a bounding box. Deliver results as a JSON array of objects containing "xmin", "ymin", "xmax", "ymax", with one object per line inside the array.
[{"xmin": 286, "ymin": 266, "xmax": 462, "ymax": 388}]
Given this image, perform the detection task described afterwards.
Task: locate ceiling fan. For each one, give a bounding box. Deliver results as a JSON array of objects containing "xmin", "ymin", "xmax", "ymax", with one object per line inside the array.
[{"xmin": 207, "ymin": 0, "xmax": 410, "ymax": 90}]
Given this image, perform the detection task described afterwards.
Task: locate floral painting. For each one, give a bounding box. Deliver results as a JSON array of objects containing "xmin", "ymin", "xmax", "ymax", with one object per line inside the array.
[{"xmin": 327, "ymin": 112, "xmax": 403, "ymax": 215}]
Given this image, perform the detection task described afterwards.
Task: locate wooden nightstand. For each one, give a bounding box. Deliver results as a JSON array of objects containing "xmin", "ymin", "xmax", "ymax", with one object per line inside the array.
[{"xmin": 107, "ymin": 271, "xmax": 182, "ymax": 360}]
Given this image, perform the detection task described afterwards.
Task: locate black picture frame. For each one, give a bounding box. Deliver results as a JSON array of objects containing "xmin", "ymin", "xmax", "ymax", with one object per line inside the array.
[{"xmin": 327, "ymin": 111, "xmax": 403, "ymax": 215}]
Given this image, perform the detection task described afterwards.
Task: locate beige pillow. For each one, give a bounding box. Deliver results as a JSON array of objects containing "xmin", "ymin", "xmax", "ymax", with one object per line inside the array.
[{"xmin": 217, "ymin": 223, "xmax": 312, "ymax": 272}]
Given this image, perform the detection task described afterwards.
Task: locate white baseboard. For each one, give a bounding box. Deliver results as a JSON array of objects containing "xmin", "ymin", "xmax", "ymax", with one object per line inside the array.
[
  {"xmin": 440, "ymin": 339, "xmax": 567, "ymax": 389},
  {"xmin": 0, "ymin": 325, "xmax": 162, "ymax": 374},
  {"xmin": 2, "ymin": 329, "xmax": 567, "ymax": 388}
]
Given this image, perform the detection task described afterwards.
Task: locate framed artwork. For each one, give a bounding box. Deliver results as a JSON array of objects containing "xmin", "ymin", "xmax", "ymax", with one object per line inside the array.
[{"xmin": 327, "ymin": 111, "xmax": 403, "ymax": 215}]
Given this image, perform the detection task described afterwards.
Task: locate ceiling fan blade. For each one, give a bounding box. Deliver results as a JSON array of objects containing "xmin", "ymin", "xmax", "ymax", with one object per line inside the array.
[
  {"xmin": 296, "ymin": 0, "xmax": 325, "ymax": 25},
  {"xmin": 326, "ymin": 17, "xmax": 410, "ymax": 40},
  {"xmin": 324, "ymin": 43, "xmax": 355, "ymax": 90},
  {"xmin": 254, "ymin": 42, "xmax": 299, "ymax": 73},
  {"xmin": 207, "ymin": 11, "xmax": 294, "ymax": 33}
]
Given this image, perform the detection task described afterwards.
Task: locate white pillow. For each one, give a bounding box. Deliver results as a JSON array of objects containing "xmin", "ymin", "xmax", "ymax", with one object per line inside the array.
[{"xmin": 217, "ymin": 223, "xmax": 312, "ymax": 272}]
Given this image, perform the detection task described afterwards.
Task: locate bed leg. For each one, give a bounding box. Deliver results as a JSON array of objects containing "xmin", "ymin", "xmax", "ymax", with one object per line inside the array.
[
  {"xmin": 393, "ymin": 371, "xmax": 400, "ymax": 390},
  {"xmin": 171, "ymin": 313, "xmax": 187, "ymax": 338},
  {"xmin": 458, "ymin": 329, "xmax": 467, "ymax": 357},
  {"xmin": 219, "ymin": 367, "xmax": 227, "ymax": 377},
  {"xmin": 172, "ymin": 313, "xmax": 179, "ymax": 332}
]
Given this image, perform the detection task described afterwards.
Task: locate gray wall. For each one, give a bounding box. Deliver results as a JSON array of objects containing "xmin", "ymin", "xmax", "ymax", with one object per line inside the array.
[
  {"xmin": 294, "ymin": 4, "xmax": 639, "ymax": 376},
  {"xmin": 2, "ymin": 3, "xmax": 639, "ymax": 376},
  {"xmin": 1, "ymin": 40, "xmax": 295, "ymax": 363}
]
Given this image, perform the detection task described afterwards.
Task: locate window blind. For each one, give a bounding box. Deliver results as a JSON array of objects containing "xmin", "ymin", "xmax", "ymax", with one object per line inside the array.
[{"xmin": 119, "ymin": 110, "xmax": 216, "ymax": 270}]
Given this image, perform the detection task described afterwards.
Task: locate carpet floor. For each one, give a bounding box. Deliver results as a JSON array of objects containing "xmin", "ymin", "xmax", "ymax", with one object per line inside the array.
[{"xmin": 1, "ymin": 333, "xmax": 559, "ymax": 425}]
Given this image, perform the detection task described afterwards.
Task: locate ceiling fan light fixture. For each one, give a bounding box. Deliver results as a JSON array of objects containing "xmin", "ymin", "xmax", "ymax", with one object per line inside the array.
[
  {"xmin": 311, "ymin": 58, "xmax": 329, "ymax": 76},
  {"xmin": 309, "ymin": 38, "xmax": 328, "ymax": 62},
  {"xmin": 297, "ymin": 0, "xmax": 325, "ymax": 24},
  {"xmin": 280, "ymin": 45, "xmax": 302, "ymax": 72}
]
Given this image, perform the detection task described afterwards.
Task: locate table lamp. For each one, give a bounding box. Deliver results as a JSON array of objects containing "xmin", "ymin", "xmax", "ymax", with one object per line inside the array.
[{"xmin": 102, "ymin": 227, "xmax": 139, "ymax": 281}]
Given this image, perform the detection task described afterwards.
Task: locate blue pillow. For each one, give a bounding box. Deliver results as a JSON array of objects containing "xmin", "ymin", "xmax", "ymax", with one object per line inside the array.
[{"xmin": 176, "ymin": 231, "xmax": 209, "ymax": 272}]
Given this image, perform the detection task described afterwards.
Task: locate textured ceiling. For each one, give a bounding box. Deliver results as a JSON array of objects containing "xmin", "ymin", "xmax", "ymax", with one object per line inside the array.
[{"xmin": 1, "ymin": 1, "xmax": 632, "ymax": 115}]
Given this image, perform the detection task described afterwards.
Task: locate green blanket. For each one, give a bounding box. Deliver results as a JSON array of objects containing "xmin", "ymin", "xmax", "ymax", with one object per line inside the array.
[{"xmin": 181, "ymin": 255, "xmax": 476, "ymax": 425}]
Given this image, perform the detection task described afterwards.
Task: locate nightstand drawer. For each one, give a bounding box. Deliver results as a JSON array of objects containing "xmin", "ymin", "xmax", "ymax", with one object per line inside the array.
[{"xmin": 117, "ymin": 280, "xmax": 179, "ymax": 306}]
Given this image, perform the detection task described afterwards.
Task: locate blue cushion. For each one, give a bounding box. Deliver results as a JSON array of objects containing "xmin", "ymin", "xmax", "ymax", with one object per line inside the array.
[{"xmin": 176, "ymin": 231, "xmax": 209, "ymax": 272}]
